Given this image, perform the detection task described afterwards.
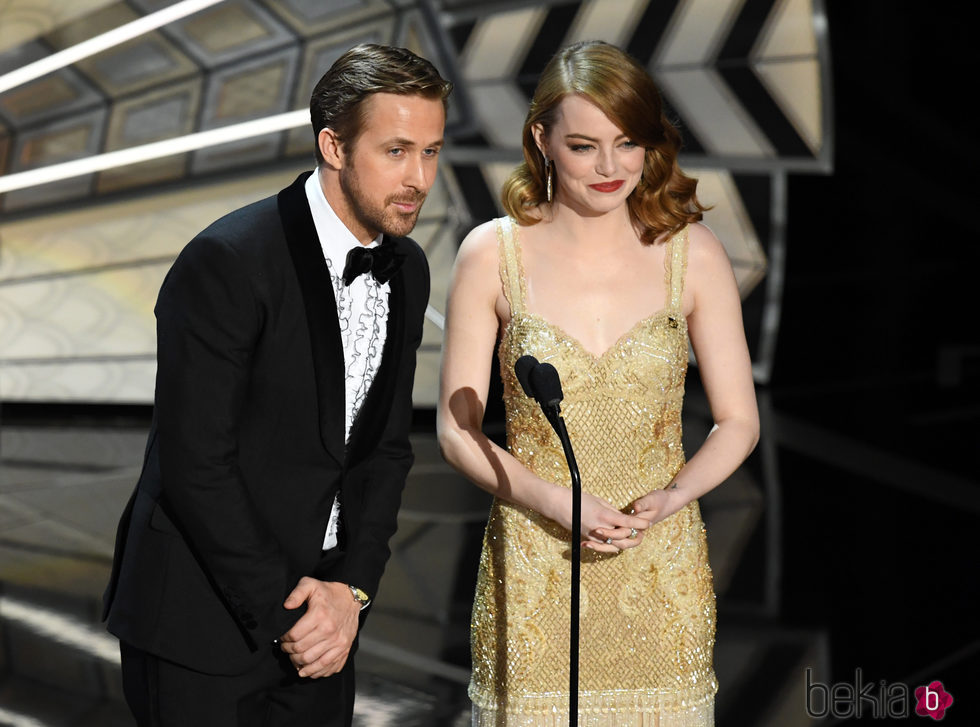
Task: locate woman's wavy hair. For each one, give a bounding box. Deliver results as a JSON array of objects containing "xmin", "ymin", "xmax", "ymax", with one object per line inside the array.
[{"xmin": 502, "ymin": 41, "xmax": 707, "ymax": 243}]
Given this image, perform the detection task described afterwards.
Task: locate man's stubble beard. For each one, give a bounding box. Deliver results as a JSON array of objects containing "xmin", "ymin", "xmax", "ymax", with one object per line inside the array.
[{"xmin": 339, "ymin": 160, "xmax": 426, "ymax": 239}]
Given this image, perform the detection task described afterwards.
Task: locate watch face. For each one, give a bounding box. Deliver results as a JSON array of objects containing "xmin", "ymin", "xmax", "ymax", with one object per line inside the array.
[{"xmin": 350, "ymin": 586, "xmax": 369, "ymax": 603}]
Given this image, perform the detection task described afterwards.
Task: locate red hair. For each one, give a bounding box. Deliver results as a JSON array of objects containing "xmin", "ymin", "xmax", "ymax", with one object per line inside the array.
[{"xmin": 501, "ymin": 41, "xmax": 707, "ymax": 243}]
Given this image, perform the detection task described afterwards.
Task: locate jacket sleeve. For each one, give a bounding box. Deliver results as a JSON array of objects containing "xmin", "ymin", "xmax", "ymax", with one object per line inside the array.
[
  {"xmin": 331, "ymin": 246, "xmax": 430, "ymax": 599},
  {"xmin": 154, "ymin": 234, "xmax": 297, "ymax": 648}
]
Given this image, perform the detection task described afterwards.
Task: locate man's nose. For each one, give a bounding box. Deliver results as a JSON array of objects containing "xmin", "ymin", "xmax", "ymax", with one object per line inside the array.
[{"xmin": 405, "ymin": 154, "xmax": 429, "ymax": 189}]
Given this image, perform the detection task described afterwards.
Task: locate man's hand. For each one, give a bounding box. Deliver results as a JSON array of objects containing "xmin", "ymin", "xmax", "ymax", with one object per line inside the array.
[{"xmin": 279, "ymin": 578, "xmax": 360, "ymax": 679}]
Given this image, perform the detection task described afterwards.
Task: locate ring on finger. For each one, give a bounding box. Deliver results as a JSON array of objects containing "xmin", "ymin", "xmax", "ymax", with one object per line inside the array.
[
  {"xmin": 604, "ymin": 537, "xmax": 613, "ymax": 544},
  {"xmin": 628, "ymin": 527, "xmax": 638, "ymax": 539}
]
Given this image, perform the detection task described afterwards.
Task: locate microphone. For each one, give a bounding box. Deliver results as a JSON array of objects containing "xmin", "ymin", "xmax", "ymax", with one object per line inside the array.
[
  {"xmin": 514, "ymin": 354, "xmax": 581, "ymax": 725},
  {"xmin": 515, "ymin": 355, "xmax": 564, "ymax": 411},
  {"xmin": 531, "ymin": 362, "xmax": 563, "ymax": 409},
  {"xmin": 514, "ymin": 354, "xmax": 537, "ymax": 399}
]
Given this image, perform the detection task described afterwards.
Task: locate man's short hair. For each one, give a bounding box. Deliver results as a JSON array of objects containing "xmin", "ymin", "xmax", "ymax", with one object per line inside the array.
[{"xmin": 310, "ymin": 43, "xmax": 453, "ymax": 162}]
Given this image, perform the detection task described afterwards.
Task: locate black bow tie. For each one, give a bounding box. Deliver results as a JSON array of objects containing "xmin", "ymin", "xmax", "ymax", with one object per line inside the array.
[{"xmin": 342, "ymin": 244, "xmax": 403, "ymax": 286}]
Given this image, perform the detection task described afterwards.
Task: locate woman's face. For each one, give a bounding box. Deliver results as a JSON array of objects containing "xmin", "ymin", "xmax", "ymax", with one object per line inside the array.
[{"xmin": 535, "ymin": 95, "xmax": 646, "ymax": 216}]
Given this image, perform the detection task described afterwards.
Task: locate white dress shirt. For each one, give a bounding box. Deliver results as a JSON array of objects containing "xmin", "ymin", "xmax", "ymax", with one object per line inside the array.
[{"xmin": 304, "ymin": 171, "xmax": 389, "ymax": 550}]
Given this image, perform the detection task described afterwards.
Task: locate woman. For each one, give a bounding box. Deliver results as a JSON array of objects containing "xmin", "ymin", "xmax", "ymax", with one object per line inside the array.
[{"xmin": 437, "ymin": 41, "xmax": 759, "ymax": 726}]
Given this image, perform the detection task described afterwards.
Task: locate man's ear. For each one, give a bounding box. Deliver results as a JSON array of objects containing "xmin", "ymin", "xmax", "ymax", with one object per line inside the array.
[{"xmin": 318, "ymin": 127, "xmax": 344, "ymax": 170}]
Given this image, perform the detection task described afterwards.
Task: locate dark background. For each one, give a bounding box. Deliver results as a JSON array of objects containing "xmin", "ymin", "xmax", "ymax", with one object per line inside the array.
[{"xmin": 773, "ymin": 1, "xmax": 978, "ymax": 722}]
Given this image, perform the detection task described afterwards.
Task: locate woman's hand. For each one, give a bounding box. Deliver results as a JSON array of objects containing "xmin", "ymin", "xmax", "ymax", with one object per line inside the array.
[
  {"xmin": 631, "ymin": 486, "xmax": 686, "ymax": 528},
  {"xmin": 548, "ymin": 490, "xmax": 650, "ymax": 553},
  {"xmin": 579, "ymin": 483, "xmax": 691, "ymax": 553}
]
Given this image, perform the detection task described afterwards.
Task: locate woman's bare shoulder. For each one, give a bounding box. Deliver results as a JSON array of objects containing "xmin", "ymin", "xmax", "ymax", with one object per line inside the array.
[
  {"xmin": 452, "ymin": 218, "xmax": 511, "ymax": 294},
  {"xmin": 456, "ymin": 218, "xmax": 501, "ymax": 267},
  {"xmin": 685, "ymin": 222, "xmax": 735, "ymax": 274},
  {"xmin": 683, "ymin": 222, "xmax": 740, "ymax": 308},
  {"xmin": 685, "ymin": 222, "xmax": 726, "ymax": 257}
]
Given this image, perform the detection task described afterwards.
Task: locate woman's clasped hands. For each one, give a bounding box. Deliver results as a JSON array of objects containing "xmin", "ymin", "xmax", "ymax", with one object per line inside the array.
[{"xmin": 582, "ymin": 485, "xmax": 686, "ymax": 554}]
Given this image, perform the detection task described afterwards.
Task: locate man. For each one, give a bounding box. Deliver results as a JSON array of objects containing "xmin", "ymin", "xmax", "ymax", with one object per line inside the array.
[{"xmin": 102, "ymin": 44, "xmax": 452, "ymax": 725}]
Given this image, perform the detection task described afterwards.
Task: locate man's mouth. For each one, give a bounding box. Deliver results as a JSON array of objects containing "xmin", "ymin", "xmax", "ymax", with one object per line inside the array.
[{"xmin": 390, "ymin": 195, "xmax": 425, "ymax": 212}]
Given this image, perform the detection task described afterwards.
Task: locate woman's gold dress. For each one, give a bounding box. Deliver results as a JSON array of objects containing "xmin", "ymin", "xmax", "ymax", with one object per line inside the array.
[{"xmin": 469, "ymin": 218, "xmax": 717, "ymax": 726}]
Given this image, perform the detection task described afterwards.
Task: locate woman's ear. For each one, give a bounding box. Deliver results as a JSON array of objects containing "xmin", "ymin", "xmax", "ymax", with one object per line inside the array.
[
  {"xmin": 318, "ymin": 127, "xmax": 344, "ymax": 170},
  {"xmin": 531, "ymin": 123, "xmax": 548, "ymax": 158}
]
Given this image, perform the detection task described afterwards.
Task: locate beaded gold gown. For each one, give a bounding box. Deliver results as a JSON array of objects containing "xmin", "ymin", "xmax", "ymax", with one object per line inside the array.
[{"xmin": 469, "ymin": 218, "xmax": 716, "ymax": 726}]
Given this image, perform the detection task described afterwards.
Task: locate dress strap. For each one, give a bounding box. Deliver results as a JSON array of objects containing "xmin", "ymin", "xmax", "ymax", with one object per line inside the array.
[
  {"xmin": 665, "ymin": 225, "xmax": 689, "ymax": 313},
  {"xmin": 496, "ymin": 216, "xmax": 526, "ymax": 318}
]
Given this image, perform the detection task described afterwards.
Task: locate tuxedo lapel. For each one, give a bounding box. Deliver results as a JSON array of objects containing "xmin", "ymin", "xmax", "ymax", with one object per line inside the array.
[
  {"xmin": 346, "ymin": 236, "xmax": 408, "ymax": 467},
  {"xmin": 277, "ymin": 172, "xmax": 345, "ymax": 465}
]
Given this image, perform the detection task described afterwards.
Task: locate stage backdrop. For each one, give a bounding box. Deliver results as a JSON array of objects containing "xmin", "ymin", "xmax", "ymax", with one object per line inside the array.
[{"xmin": 0, "ymin": 0, "xmax": 831, "ymax": 404}]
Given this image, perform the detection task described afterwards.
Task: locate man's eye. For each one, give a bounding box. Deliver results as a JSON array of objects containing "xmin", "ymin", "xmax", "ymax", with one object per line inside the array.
[{"xmin": 388, "ymin": 148, "xmax": 405, "ymax": 156}]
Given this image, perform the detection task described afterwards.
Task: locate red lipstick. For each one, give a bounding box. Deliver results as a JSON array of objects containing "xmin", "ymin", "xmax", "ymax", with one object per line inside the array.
[{"xmin": 589, "ymin": 180, "xmax": 624, "ymax": 193}]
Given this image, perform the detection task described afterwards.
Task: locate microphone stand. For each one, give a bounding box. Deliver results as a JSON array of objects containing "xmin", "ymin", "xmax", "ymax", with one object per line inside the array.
[
  {"xmin": 515, "ymin": 356, "xmax": 581, "ymax": 727},
  {"xmin": 541, "ymin": 403, "xmax": 582, "ymax": 727}
]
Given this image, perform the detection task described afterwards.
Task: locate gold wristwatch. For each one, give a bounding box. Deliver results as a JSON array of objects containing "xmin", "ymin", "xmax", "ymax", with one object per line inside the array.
[{"xmin": 348, "ymin": 584, "xmax": 371, "ymax": 610}]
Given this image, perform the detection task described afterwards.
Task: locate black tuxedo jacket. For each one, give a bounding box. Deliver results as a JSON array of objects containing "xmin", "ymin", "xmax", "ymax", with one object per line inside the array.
[{"xmin": 103, "ymin": 172, "xmax": 429, "ymax": 675}]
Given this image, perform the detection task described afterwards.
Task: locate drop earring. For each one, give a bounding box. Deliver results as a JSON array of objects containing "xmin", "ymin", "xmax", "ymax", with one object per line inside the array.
[{"xmin": 545, "ymin": 156, "xmax": 553, "ymax": 203}]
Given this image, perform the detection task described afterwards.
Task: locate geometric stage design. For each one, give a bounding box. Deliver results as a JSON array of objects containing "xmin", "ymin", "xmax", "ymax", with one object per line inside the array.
[{"xmin": 0, "ymin": 0, "xmax": 832, "ymax": 403}]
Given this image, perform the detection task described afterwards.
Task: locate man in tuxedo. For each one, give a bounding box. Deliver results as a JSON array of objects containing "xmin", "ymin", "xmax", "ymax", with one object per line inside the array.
[{"xmin": 103, "ymin": 44, "xmax": 452, "ymax": 725}]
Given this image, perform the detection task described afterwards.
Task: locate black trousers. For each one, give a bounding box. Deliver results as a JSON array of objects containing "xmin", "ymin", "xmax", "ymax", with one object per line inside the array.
[{"xmin": 120, "ymin": 642, "xmax": 355, "ymax": 727}]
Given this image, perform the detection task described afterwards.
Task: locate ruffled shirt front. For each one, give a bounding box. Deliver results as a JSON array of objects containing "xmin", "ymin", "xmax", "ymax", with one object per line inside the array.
[{"xmin": 304, "ymin": 171, "xmax": 389, "ymax": 549}]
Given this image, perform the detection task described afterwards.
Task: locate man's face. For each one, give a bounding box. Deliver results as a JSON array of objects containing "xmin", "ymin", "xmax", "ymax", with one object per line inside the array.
[{"xmin": 337, "ymin": 92, "xmax": 445, "ymax": 241}]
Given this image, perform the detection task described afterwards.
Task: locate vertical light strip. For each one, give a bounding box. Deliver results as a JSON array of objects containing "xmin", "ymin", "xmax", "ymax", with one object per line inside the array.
[
  {"xmin": 752, "ymin": 172, "xmax": 787, "ymax": 384},
  {"xmin": 0, "ymin": 0, "xmax": 227, "ymax": 95},
  {"xmin": 0, "ymin": 109, "xmax": 309, "ymax": 194}
]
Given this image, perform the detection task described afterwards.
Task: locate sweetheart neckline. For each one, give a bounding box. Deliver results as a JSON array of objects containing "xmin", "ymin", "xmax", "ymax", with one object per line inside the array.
[{"xmin": 510, "ymin": 307, "xmax": 687, "ymax": 362}]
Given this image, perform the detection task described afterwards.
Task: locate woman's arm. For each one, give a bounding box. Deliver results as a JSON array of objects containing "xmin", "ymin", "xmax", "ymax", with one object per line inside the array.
[
  {"xmin": 437, "ymin": 221, "xmax": 650, "ymax": 544},
  {"xmin": 631, "ymin": 223, "xmax": 760, "ymax": 524}
]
